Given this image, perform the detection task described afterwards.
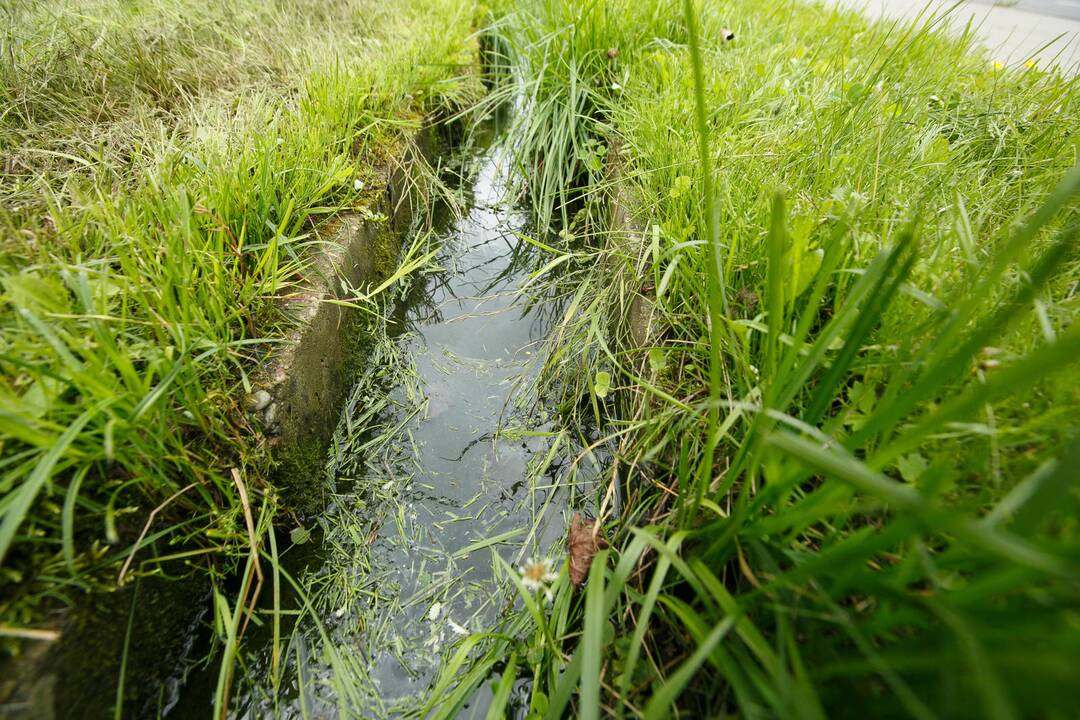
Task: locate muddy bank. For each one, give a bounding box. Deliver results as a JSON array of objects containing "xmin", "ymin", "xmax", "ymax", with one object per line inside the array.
[{"xmin": 0, "ymin": 574, "xmax": 208, "ymax": 719}]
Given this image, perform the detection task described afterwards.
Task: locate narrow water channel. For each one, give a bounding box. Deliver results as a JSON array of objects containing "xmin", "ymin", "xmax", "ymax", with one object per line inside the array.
[{"xmin": 176, "ymin": 118, "xmax": 601, "ymax": 717}]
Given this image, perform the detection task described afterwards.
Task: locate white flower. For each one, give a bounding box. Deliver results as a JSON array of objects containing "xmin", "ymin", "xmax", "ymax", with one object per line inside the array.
[
  {"xmin": 353, "ymin": 178, "xmax": 365, "ymax": 192},
  {"xmin": 519, "ymin": 557, "xmax": 558, "ymax": 593},
  {"xmin": 428, "ymin": 601, "xmax": 443, "ymax": 621}
]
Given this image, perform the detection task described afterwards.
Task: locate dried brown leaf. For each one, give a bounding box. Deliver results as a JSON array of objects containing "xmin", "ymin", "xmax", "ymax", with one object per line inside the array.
[{"xmin": 568, "ymin": 512, "xmax": 609, "ymax": 588}]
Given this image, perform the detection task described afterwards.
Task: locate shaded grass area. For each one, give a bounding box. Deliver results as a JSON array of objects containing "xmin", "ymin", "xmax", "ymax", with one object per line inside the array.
[
  {"xmin": 0, "ymin": 0, "xmax": 480, "ymax": 644},
  {"xmin": 429, "ymin": 0, "xmax": 1080, "ymax": 717}
]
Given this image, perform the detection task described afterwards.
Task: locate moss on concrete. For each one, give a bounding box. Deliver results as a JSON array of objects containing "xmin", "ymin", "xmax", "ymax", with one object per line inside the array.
[
  {"xmin": 271, "ymin": 301, "xmax": 377, "ymax": 516},
  {"xmin": 266, "ymin": 126, "xmax": 447, "ymax": 517},
  {"xmin": 1, "ymin": 573, "xmax": 208, "ymax": 719}
]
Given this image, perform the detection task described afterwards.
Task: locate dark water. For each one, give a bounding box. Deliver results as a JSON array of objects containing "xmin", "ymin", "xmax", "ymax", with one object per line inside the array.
[{"xmin": 173, "ymin": 119, "xmax": 600, "ymax": 718}]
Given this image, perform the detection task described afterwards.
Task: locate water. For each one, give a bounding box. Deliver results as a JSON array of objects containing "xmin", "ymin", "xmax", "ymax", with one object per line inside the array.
[{"xmin": 176, "ymin": 120, "xmax": 603, "ymax": 717}]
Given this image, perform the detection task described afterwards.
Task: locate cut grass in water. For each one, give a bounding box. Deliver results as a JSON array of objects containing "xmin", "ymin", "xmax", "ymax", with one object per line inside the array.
[{"xmin": 192, "ymin": 114, "xmax": 612, "ymax": 717}]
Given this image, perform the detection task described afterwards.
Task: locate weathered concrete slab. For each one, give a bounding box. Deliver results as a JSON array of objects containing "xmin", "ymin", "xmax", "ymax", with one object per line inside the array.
[{"xmin": 255, "ymin": 133, "xmax": 436, "ymax": 515}]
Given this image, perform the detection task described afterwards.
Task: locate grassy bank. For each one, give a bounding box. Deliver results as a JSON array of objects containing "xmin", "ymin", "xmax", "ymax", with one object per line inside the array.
[
  {"xmin": 0, "ymin": 0, "xmax": 479, "ymax": 644},
  {"xmin": 432, "ymin": 0, "xmax": 1080, "ymax": 716}
]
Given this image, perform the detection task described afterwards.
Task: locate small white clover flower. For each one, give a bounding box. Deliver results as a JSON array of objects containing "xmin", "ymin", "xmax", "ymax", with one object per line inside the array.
[
  {"xmin": 354, "ymin": 178, "xmax": 365, "ymax": 192},
  {"xmin": 519, "ymin": 557, "xmax": 558, "ymax": 593}
]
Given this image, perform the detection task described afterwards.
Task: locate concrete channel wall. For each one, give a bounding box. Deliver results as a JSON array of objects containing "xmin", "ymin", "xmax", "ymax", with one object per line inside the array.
[{"xmin": 255, "ymin": 130, "xmax": 439, "ymax": 517}]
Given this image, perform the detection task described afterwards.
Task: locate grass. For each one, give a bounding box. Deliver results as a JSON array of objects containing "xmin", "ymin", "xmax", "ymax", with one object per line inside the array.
[
  {"xmin": 4, "ymin": 0, "xmax": 1080, "ymax": 715},
  {"xmin": 0, "ymin": 0, "xmax": 481, "ymax": 647},
  {"xmin": 424, "ymin": 0, "xmax": 1080, "ymax": 717}
]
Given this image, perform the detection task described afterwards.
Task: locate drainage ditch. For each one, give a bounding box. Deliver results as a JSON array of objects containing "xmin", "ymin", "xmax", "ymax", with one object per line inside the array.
[{"xmin": 172, "ymin": 108, "xmax": 607, "ymax": 718}]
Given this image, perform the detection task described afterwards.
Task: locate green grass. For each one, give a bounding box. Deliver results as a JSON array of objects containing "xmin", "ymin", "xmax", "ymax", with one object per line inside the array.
[
  {"xmin": 426, "ymin": 0, "xmax": 1080, "ymax": 717},
  {"xmin": 4, "ymin": 0, "xmax": 1080, "ymax": 715},
  {"xmin": 0, "ymin": 0, "xmax": 480, "ymax": 642}
]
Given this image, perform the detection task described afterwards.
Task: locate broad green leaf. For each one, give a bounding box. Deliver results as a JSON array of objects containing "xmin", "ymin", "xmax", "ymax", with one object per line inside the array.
[
  {"xmin": 580, "ymin": 549, "xmax": 608, "ymax": 720},
  {"xmin": 593, "ymin": 370, "xmax": 611, "ymax": 399},
  {"xmin": 670, "ymin": 175, "xmax": 692, "ymax": 199},
  {"xmin": 791, "ymin": 247, "xmax": 823, "ymax": 299},
  {"xmin": 648, "ymin": 347, "xmax": 667, "ymax": 372},
  {"xmin": 896, "ymin": 453, "xmax": 928, "ymax": 483}
]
